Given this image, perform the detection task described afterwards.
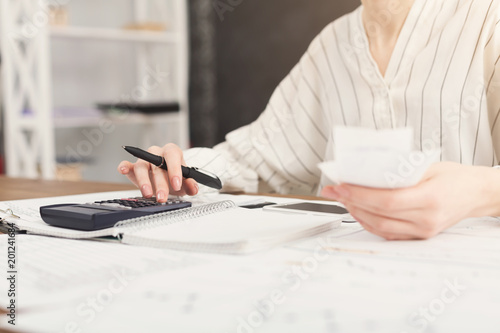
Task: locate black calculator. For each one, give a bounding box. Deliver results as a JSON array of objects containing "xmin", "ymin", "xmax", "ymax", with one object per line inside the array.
[{"xmin": 40, "ymin": 197, "xmax": 192, "ymax": 231}]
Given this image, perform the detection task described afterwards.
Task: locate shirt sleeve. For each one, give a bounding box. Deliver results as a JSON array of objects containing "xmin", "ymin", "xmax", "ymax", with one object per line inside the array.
[
  {"xmin": 485, "ymin": 6, "xmax": 500, "ymax": 164},
  {"xmin": 184, "ymin": 29, "xmax": 333, "ymax": 195}
]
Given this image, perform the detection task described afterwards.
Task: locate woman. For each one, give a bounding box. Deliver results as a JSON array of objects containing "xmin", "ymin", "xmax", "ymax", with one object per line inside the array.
[{"xmin": 119, "ymin": 0, "xmax": 500, "ymax": 240}]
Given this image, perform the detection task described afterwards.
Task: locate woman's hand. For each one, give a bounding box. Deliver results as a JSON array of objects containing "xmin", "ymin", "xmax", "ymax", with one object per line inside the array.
[
  {"xmin": 321, "ymin": 162, "xmax": 500, "ymax": 240},
  {"xmin": 117, "ymin": 144, "xmax": 199, "ymax": 202}
]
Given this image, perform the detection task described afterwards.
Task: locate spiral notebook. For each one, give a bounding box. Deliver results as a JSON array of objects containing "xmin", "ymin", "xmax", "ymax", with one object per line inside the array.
[{"xmin": 1, "ymin": 199, "xmax": 342, "ymax": 254}]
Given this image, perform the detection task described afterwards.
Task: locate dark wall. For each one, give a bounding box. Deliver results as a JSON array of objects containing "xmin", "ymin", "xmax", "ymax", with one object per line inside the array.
[
  {"xmin": 188, "ymin": 0, "xmax": 360, "ymax": 147},
  {"xmin": 213, "ymin": 0, "xmax": 360, "ymax": 144}
]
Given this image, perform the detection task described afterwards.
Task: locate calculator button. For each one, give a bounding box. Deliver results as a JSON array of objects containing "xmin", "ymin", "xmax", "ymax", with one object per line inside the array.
[{"xmin": 90, "ymin": 197, "xmax": 187, "ymax": 210}]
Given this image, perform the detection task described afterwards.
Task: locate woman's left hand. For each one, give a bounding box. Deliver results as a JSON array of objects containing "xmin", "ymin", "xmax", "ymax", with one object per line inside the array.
[{"xmin": 321, "ymin": 162, "xmax": 499, "ymax": 240}]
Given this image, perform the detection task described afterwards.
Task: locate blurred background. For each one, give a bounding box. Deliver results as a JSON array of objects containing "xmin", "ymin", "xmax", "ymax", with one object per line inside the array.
[{"xmin": 0, "ymin": 0, "xmax": 358, "ymax": 183}]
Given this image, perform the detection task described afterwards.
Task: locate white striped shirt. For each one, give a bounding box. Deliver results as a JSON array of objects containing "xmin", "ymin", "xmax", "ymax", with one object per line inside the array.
[{"xmin": 185, "ymin": 0, "xmax": 500, "ymax": 196}]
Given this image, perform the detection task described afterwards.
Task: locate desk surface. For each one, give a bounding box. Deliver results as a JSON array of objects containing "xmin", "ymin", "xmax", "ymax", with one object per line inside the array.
[
  {"xmin": 0, "ymin": 176, "xmax": 329, "ymax": 202},
  {"xmin": 1, "ymin": 177, "xmax": 499, "ymax": 333},
  {"xmin": 0, "ymin": 176, "xmax": 136, "ymax": 201}
]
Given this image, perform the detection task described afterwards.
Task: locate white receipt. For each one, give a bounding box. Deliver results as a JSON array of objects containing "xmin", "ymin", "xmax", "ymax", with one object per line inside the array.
[{"xmin": 319, "ymin": 126, "xmax": 439, "ymax": 188}]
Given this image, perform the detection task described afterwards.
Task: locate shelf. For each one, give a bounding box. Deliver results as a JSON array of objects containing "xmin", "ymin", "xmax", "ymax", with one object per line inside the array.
[
  {"xmin": 1, "ymin": 0, "xmax": 190, "ymax": 178},
  {"xmin": 53, "ymin": 110, "xmax": 183, "ymax": 129},
  {"xmin": 50, "ymin": 26, "xmax": 179, "ymax": 44}
]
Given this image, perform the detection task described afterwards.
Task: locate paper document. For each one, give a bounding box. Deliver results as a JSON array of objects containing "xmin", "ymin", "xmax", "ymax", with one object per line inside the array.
[{"xmin": 319, "ymin": 126, "xmax": 439, "ymax": 188}]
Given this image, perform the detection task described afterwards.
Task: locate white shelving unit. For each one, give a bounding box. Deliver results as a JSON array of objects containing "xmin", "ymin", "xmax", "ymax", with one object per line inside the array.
[
  {"xmin": 50, "ymin": 26, "xmax": 180, "ymax": 43},
  {"xmin": 0, "ymin": 0, "xmax": 190, "ymax": 179}
]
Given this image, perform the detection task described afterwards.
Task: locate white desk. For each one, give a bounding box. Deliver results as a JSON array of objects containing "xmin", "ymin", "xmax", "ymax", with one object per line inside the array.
[{"xmin": 0, "ymin": 179, "xmax": 499, "ymax": 333}]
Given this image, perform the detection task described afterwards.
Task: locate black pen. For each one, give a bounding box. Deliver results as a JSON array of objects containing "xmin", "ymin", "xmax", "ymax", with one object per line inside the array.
[{"xmin": 122, "ymin": 146, "xmax": 223, "ymax": 190}]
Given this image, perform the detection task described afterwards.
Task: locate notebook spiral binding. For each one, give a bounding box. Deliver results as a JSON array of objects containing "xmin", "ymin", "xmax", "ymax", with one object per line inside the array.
[{"xmin": 114, "ymin": 200, "xmax": 237, "ymax": 236}]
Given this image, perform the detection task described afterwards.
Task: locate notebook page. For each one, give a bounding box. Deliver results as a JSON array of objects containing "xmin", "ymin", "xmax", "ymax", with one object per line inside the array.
[{"xmin": 122, "ymin": 207, "xmax": 341, "ymax": 248}]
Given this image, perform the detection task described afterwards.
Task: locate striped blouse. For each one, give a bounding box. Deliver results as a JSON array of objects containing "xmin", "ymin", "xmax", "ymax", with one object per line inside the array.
[{"xmin": 185, "ymin": 0, "xmax": 500, "ymax": 196}]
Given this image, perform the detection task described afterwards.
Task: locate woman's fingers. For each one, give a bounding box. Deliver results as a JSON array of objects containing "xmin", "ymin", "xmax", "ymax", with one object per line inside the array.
[
  {"xmin": 336, "ymin": 183, "xmax": 428, "ymax": 213},
  {"xmin": 183, "ymin": 178, "xmax": 199, "ymax": 196},
  {"xmin": 119, "ymin": 144, "xmax": 200, "ymax": 198},
  {"xmin": 119, "ymin": 160, "xmax": 154, "ymax": 199},
  {"xmin": 148, "ymin": 144, "xmax": 200, "ymax": 198},
  {"xmin": 150, "ymin": 166, "xmax": 170, "ymax": 202},
  {"xmin": 357, "ymin": 220, "xmax": 416, "ymax": 241},
  {"xmin": 133, "ymin": 159, "xmax": 155, "ymax": 198},
  {"xmin": 117, "ymin": 160, "xmax": 138, "ymax": 186},
  {"xmin": 344, "ymin": 202, "xmax": 439, "ymax": 240},
  {"xmin": 118, "ymin": 159, "xmax": 157, "ymax": 198},
  {"xmin": 141, "ymin": 146, "xmax": 168, "ymax": 198},
  {"xmin": 162, "ymin": 144, "xmax": 184, "ymax": 192}
]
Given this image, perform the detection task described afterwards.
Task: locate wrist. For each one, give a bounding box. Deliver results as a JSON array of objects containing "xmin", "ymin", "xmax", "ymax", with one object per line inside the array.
[{"xmin": 478, "ymin": 166, "xmax": 500, "ymax": 217}]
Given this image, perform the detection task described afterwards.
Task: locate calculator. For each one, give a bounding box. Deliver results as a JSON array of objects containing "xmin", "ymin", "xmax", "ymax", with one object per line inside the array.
[{"xmin": 40, "ymin": 197, "xmax": 192, "ymax": 231}]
